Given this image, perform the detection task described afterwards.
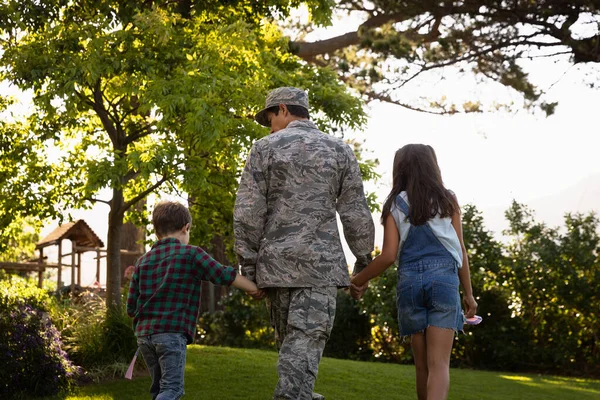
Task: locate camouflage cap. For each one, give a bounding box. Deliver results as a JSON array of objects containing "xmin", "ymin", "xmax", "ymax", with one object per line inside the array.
[{"xmin": 255, "ymin": 87, "xmax": 309, "ymax": 127}]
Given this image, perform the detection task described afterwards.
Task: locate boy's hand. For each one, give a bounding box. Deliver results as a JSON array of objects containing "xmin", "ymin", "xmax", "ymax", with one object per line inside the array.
[{"xmin": 248, "ymin": 289, "xmax": 266, "ymax": 300}]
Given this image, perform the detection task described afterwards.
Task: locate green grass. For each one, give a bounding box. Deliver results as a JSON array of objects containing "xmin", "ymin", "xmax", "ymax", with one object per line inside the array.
[{"xmin": 51, "ymin": 346, "xmax": 599, "ymax": 400}]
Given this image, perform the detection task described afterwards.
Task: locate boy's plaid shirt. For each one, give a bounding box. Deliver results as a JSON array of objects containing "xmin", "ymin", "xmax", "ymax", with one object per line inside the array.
[{"xmin": 126, "ymin": 237, "xmax": 237, "ymax": 343}]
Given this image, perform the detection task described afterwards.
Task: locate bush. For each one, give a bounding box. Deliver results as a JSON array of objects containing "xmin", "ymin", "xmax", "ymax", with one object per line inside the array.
[
  {"xmin": 197, "ymin": 289, "xmax": 274, "ymax": 350},
  {"xmin": 56, "ymin": 290, "xmax": 138, "ymax": 375},
  {"xmin": 324, "ymin": 289, "xmax": 372, "ymax": 361},
  {"xmin": 198, "ymin": 288, "xmax": 374, "ymax": 361},
  {"xmin": 0, "ymin": 276, "xmax": 80, "ymax": 398}
]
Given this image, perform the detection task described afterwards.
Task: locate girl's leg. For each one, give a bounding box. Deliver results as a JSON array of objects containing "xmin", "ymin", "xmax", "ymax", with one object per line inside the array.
[
  {"xmin": 425, "ymin": 326, "xmax": 454, "ymax": 400},
  {"xmin": 411, "ymin": 332, "xmax": 428, "ymax": 400}
]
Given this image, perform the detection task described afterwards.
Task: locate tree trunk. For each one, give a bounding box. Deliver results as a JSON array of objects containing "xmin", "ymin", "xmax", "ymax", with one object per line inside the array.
[
  {"xmin": 120, "ymin": 200, "xmax": 145, "ymax": 284},
  {"xmin": 106, "ymin": 187, "xmax": 125, "ymax": 310},
  {"xmin": 201, "ymin": 234, "xmax": 229, "ymax": 313}
]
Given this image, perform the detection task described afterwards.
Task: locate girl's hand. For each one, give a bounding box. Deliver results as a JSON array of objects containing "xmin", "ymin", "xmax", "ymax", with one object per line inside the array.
[{"xmin": 463, "ymin": 295, "xmax": 478, "ymax": 318}]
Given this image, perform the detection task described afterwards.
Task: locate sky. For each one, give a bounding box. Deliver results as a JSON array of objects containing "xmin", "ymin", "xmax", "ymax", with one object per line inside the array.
[{"xmin": 6, "ymin": 7, "xmax": 600, "ymax": 286}]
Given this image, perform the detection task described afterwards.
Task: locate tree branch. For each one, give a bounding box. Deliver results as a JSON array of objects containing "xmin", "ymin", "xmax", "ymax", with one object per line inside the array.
[
  {"xmin": 85, "ymin": 197, "xmax": 111, "ymax": 206},
  {"xmin": 124, "ymin": 169, "xmax": 141, "ymax": 184},
  {"xmin": 291, "ymin": 12, "xmax": 415, "ymax": 59},
  {"xmin": 365, "ymin": 91, "xmax": 451, "ymax": 115},
  {"xmin": 91, "ymin": 79, "xmax": 122, "ymax": 147},
  {"xmin": 124, "ymin": 124, "xmax": 153, "ymax": 145},
  {"xmin": 120, "ymin": 175, "xmax": 170, "ymax": 214}
]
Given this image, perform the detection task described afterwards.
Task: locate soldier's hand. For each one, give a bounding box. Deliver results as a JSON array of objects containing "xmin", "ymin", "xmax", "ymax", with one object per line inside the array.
[{"xmin": 349, "ymin": 282, "xmax": 368, "ymax": 300}]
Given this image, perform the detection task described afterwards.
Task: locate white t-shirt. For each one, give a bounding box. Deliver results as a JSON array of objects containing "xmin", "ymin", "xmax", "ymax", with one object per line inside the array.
[{"xmin": 390, "ymin": 191, "xmax": 463, "ymax": 266}]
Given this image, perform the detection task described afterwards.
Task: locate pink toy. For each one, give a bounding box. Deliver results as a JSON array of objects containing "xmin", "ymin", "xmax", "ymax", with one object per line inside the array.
[{"xmin": 465, "ymin": 315, "xmax": 483, "ymax": 325}]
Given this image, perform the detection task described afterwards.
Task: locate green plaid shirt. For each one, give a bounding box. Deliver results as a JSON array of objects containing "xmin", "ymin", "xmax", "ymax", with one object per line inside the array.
[{"xmin": 126, "ymin": 237, "xmax": 237, "ymax": 343}]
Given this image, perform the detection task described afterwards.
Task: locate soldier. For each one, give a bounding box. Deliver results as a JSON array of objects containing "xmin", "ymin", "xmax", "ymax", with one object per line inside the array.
[{"xmin": 234, "ymin": 87, "xmax": 375, "ymax": 400}]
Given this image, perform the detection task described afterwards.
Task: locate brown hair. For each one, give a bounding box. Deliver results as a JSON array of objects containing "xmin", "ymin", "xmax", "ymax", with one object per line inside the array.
[
  {"xmin": 152, "ymin": 201, "xmax": 192, "ymax": 237},
  {"xmin": 381, "ymin": 144, "xmax": 459, "ymax": 226}
]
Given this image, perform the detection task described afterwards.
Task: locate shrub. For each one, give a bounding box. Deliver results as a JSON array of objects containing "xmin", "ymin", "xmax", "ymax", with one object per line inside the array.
[
  {"xmin": 56, "ymin": 290, "xmax": 137, "ymax": 374},
  {"xmin": 197, "ymin": 289, "xmax": 274, "ymax": 350},
  {"xmin": 0, "ymin": 276, "xmax": 80, "ymax": 398},
  {"xmin": 324, "ymin": 289, "xmax": 372, "ymax": 361}
]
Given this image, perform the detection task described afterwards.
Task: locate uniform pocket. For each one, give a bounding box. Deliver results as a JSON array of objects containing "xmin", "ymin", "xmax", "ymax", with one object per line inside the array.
[
  {"xmin": 306, "ymin": 288, "xmax": 335, "ymax": 339},
  {"xmin": 432, "ymin": 280, "xmax": 459, "ymax": 312}
]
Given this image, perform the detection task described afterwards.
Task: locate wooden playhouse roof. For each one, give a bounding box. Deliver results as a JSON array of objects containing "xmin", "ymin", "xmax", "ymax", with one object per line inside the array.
[{"xmin": 36, "ymin": 219, "xmax": 104, "ymax": 249}]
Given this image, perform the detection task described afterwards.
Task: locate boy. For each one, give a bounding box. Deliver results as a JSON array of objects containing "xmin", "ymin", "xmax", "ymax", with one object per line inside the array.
[{"xmin": 127, "ymin": 201, "xmax": 258, "ymax": 400}]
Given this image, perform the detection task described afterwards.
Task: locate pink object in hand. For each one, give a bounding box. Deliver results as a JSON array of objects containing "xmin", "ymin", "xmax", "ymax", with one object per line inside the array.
[
  {"xmin": 465, "ymin": 315, "xmax": 483, "ymax": 325},
  {"xmin": 125, "ymin": 349, "xmax": 139, "ymax": 380}
]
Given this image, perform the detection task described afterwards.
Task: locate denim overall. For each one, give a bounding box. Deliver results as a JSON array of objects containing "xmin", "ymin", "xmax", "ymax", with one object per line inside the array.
[{"xmin": 394, "ymin": 195, "xmax": 464, "ymax": 336}]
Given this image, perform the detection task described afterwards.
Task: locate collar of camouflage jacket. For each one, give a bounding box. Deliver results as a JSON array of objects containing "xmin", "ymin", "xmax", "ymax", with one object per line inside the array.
[{"xmin": 287, "ymin": 119, "xmax": 318, "ymax": 131}]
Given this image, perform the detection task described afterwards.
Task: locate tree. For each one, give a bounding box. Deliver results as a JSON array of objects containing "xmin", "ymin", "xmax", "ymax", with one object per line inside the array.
[
  {"xmin": 0, "ymin": 1, "xmax": 369, "ymax": 310},
  {"xmin": 0, "ymin": 101, "xmax": 58, "ymax": 258},
  {"xmin": 502, "ymin": 201, "xmax": 600, "ymax": 375},
  {"xmin": 290, "ymin": 0, "xmax": 600, "ymax": 115}
]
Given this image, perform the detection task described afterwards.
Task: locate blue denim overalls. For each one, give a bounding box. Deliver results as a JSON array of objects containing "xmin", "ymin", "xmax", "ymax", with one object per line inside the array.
[{"xmin": 394, "ymin": 195, "xmax": 464, "ymax": 336}]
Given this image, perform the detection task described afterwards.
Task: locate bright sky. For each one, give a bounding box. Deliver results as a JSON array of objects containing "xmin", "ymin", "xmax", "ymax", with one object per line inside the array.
[{"xmin": 7, "ymin": 7, "xmax": 600, "ymax": 286}]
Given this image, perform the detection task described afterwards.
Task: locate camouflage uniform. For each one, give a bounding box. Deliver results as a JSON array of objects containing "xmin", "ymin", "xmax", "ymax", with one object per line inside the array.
[{"xmin": 234, "ymin": 87, "xmax": 374, "ymax": 400}]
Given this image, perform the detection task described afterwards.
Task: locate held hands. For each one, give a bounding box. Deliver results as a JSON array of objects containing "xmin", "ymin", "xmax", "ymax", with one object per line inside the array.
[
  {"xmin": 248, "ymin": 289, "xmax": 266, "ymax": 300},
  {"xmin": 463, "ymin": 294, "xmax": 478, "ymax": 318},
  {"xmin": 349, "ymin": 282, "xmax": 368, "ymax": 299},
  {"xmin": 349, "ymin": 274, "xmax": 369, "ymax": 300}
]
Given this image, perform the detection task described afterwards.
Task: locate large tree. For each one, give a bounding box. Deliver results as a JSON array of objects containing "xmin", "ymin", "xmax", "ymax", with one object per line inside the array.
[
  {"xmin": 290, "ymin": 0, "xmax": 600, "ymax": 114},
  {"xmin": 0, "ymin": 1, "xmax": 366, "ymax": 309},
  {"xmin": 3, "ymin": 0, "xmax": 599, "ymax": 309}
]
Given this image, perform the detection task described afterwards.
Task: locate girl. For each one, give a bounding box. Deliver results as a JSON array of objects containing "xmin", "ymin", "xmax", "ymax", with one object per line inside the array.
[{"xmin": 351, "ymin": 144, "xmax": 477, "ymax": 400}]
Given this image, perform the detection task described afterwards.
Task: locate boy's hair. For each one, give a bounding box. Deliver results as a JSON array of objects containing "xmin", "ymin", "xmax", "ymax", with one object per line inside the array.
[
  {"xmin": 152, "ymin": 201, "xmax": 192, "ymax": 237},
  {"xmin": 266, "ymin": 104, "xmax": 310, "ymax": 119}
]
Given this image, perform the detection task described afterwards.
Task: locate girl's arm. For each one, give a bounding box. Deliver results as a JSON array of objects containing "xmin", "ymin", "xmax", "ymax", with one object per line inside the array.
[
  {"xmin": 351, "ymin": 214, "xmax": 400, "ymax": 287},
  {"xmin": 451, "ymin": 207, "xmax": 478, "ymax": 318}
]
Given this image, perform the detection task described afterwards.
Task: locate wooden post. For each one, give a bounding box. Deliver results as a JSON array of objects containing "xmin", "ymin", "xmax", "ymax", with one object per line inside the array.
[
  {"xmin": 37, "ymin": 247, "xmax": 44, "ymax": 288},
  {"xmin": 77, "ymin": 251, "xmax": 82, "ymax": 286},
  {"xmin": 71, "ymin": 241, "xmax": 76, "ymax": 292},
  {"xmin": 57, "ymin": 241, "xmax": 62, "ymax": 289},
  {"xmin": 96, "ymin": 249, "xmax": 101, "ymax": 284}
]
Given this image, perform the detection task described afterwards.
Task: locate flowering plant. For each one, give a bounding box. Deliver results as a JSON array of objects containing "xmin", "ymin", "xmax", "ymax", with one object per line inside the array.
[{"xmin": 0, "ymin": 277, "xmax": 81, "ymax": 397}]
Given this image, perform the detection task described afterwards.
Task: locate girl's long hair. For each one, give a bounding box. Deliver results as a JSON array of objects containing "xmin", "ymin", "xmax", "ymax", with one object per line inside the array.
[{"xmin": 381, "ymin": 144, "xmax": 459, "ymax": 226}]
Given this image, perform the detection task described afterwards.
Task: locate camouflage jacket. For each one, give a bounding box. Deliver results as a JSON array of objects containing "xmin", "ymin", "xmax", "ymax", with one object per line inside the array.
[{"xmin": 233, "ymin": 120, "xmax": 374, "ymax": 288}]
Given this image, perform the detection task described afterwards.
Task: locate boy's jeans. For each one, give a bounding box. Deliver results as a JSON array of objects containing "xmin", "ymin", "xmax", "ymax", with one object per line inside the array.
[{"xmin": 137, "ymin": 333, "xmax": 187, "ymax": 400}]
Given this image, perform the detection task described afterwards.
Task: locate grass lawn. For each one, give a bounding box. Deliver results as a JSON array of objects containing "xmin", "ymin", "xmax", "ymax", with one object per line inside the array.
[{"xmin": 53, "ymin": 346, "xmax": 599, "ymax": 400}]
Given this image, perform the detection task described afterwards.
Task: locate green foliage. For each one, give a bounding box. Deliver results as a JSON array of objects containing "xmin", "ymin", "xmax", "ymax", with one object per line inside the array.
[
  {"xmin": 324, "ymin": 289, "xmax": 372, "ymax": 361},
  {"xmin": 0, "ymin": 274, "xmax": 54, "ymax": 311},
  {"xmin": 357, "ymin": 263, "xmax": 407, "ymax": 363},
  {"xmin": 0, "ymin": 217, "xmax": 41, "ymax": 263},
  {"xmin": 196, "ymin": 289, "xmax": 275, "ymax": 350},
  {"xmin": 0, "ymin": 113, "xmax": 59, "ymax": 253},
  {"xmin": 452, "ymin": 205, "xmax": 529, "ymax": 371},
  {"xmin": 0, "ymin": 1, "xmax": 371, "ymax": 306},
  {"xmin": 55, "ymin": 291, "xmax": 137, "ymax": 372},
  {"xmin": 357, "ymin": 203, "xmax": 600, "ymax": 376},
  {"xmin": 499, "ymin": 202, "xmax": 600, "ymax": 375},
  {"xmin": 0, "ymin": 276, "xmax": 80, "ymax": 398}
]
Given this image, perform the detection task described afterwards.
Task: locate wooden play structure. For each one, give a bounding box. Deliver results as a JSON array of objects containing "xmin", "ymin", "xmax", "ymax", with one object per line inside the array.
[{"xmin": 0, "ymin": 220, "xmax": 105, "ymax": 289}]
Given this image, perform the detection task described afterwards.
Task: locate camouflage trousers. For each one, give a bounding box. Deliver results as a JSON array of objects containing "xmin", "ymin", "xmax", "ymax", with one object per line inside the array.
[{"xmin": 266, "ymin": 287, "xmax": 337, "ymax": 400}]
